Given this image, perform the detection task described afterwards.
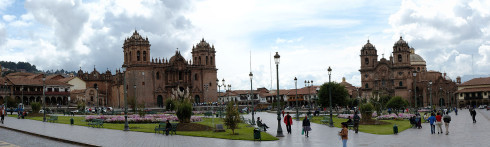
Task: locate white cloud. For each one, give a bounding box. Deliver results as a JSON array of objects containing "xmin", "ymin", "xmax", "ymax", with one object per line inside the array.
[{"xmin": 2, "ymin": 14, "xmax": 15, "ymax": 22}]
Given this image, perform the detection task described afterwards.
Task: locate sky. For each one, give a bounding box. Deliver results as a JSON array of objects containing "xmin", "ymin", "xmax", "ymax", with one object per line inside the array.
[{"xmin": 0, "ymin": 0, "xmax": 489, "ymax": 91}]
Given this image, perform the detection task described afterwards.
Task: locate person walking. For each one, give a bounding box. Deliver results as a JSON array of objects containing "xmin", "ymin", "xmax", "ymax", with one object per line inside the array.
[
  {"xmin": 427, "ymin": 113, "xmax": 436, "ymax": 134},
  {"xmin": 353, "ymin": 111, "xmax": 360, "ymax": 133},
  {"xmin": 454, "ymin": 107, "xmax": 458, "ymax": 115},
  {"xmin": 284, "ymin": 112, "xmax": 293, "ymax": 134},
  {"xmin": 443, "ymin": 112, "xmax": 451, "ymax": 135},
  {"xmin": 1, "ymin": 105, "xmax": 5, "ymax": 124},
  {"xmin": 470, "ymin": 108, "xmax": 477, "ymax": 123},
  {"xmin": 302, "ymin": 116, "xmax": 311, "ymax": 137},
  {"xmin": 435, "ymin": 113, "xmax": 443, "ymax": 134},
  {"xmin": 339, "ymin": 123, "xmax": 349, "ymax": 147}
]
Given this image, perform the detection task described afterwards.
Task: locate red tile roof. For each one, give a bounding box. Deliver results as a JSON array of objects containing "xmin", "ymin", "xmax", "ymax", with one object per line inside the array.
[
  {"xmin": 460, "ymin": 77, "xmax": 490, "ymax": 86},
  {"xmin": 456, "ymin": 87, "xmax": 490, "ymax": 93}
]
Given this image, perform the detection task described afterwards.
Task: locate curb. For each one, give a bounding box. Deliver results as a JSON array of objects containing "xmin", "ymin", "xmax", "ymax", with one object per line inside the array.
[{"xmin": 0, "ymin": 125, "xmax": 99, "ymax": 147}]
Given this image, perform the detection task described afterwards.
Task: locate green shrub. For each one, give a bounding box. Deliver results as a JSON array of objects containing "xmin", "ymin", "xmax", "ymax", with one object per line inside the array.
[
  {"xmin": 138, "ymin": 103, "xmax": 146, "ymax": 117},
  {"xmin": 176, "ymin": 100, "xmax": 192, "ymax": 123},
  {"xmin": 77, "ymin": 101, "xmax": 86, "ymax": 111},
  {"xmin": 31, "ymin": 102, "xmax": 41, "ymax": 113},
  {"xmin": 360, "ymin": 103, "xmax": 374, "ymax": 122},
  {"xmin": 165, "ymin": 98, "xmax": 175, "ymax": 111}
]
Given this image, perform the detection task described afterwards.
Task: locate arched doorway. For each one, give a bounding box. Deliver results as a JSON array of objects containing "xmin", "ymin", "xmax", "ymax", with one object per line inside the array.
[
  {"xmin": 157, "ymin": 95, "xmax": 163, "ymax": 108},
  {"xmin": 194, "ymin": 95, "xmax": 200, "ymax": 104},
  {"xmin": 439, "ymin": 98, "xmax": 445, "ymax": 107}
]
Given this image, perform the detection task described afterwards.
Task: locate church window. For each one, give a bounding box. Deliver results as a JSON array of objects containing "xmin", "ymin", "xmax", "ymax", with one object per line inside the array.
[
  {"xmin": 210, "ymin": 57, "xmax": 213, "ymax": 65},
  {"xmin": 198, "ymin": 57, "xmax": 201, "ymax": 65},
  {"xmin": 460, "ymin": 93, "xmax": 462, "ymax": 97},
  {"xmin": 206, "ymin": 56, "xmax": 208, "ymax": 65},
  {"xmin": 142, "ymin": 82, "xmax": 145, "ymax": 85},
  {"xmin": 94, "ymin": 84, "xmax": 98, "ymax": 89},
  {"xmin": 194, "ymin": 74, "xmax": 198, "ymax": 81},
  {"xmin": 398, "ymin": 54, "xmax": 402, "ymax": 62},
  {"xmin": 365, "ymin": 83, "xmax": 369, "ymax": 89},
  {"xmin": 130, "ymin": 51, "xmax": 132, "ymax": 61},
  {"xmin": 417, "ymin": 67, "xmax": 420, "ymax": 71},
  {"xmin": 365, "ymin": 58, "xmax": 369, "ymax": 65},
  {"xmin": 137, "ymin": 51, "xmax": 141, "ymax": 61},
  {"xmin": 364, "ymin": 74, "xmax": 368, "ymax": 78},
  {"xmin": 399, "ymin": 81, "xmax": 403, "ymax": 87},
  {"xmin": 194, "ymin": 57, "xmax": 197, "ymax": 64},
  {"xmin": 91, "ymin": 96, "xmax": 94, "ymax": 101},
  {"xmin": 156, "ymin": 72, "xmax": 160, "ymax": 80},
  {"xmin": 179, "ymin": 71, "xmax": 183, "ymax": 80},
  {"xmin": 143, "ymin": 51, "xmax": 147, "ymax": 61}
]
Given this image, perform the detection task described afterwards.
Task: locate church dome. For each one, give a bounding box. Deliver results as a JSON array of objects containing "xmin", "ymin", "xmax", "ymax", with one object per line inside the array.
[
  {"xmin": 410, "ymin": 53, "xmax": 426, "ymax": 65},
  {"xmin": 394, "ymin": 36, "xmax": 408, "ymax": 46},
  {"xmin": 169, "ymin": 51, "xmax": 187, "ymax": 64},
  {"xmin": 362, "ymin": 40, "xmax": 376, "ymax": 50}
]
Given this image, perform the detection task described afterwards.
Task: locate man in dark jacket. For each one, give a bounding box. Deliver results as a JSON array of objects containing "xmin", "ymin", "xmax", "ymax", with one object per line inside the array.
[
  {"xmin": 470, "ymin": 108, "xmax": 477, "ymax": 123},
  {"xmin": 353, "ymin": 111, "xmax": 360, "ymax": 133},
  {"xmin": 443, "ymin": 113, "xmax": 451, "ymax": 135},
  {"xmin": 165, "ymin": 120, "xmax": 172, "ymax": 136}
]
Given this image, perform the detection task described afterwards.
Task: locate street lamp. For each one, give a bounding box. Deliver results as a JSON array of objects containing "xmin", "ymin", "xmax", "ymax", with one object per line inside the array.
[
  {"xmin": 217, "ymin": 79, "xmax": 225, "ymax": 118},
  {"xmin": 328, "ymin": 66, "xmax": 333, "ymax": 127},
  {"xmin": 249, "ymin": 72, "xmax": 256, "ymax": 125},
  {"xmin": 122, "ymin": 67, "xmax": 129, "ymax": 131},
  {"xmin": 274, "ymin": 52, "xmax": 284, "ymax": 137},
  {"xmin": 4, "ymin": 82, "xmax": 7, "ymax": 115},
  {"xmin": 42, "ymin": 75, "xmax": 46, "ymax": 122},
  {"xmin": 133, "ymin": 84, "xmax": 136, "ymax": 113},
  {"xmin": 305, "ymin": 80, "xmax": 313, "ymax": 110},
  {"xmin": 96, "ymin": 87, "xmax": 99, "ymax": 115},
  {"xmin": 294, "ymin": 77, "xmax": 299, "ymax": 121},
  {"xmin": 428, "ymin": 81, "xmax": 432, "ymax": 109},
  {"xmin": 413, "ymin": 70, "xmax": 417, "ymax": 111}
]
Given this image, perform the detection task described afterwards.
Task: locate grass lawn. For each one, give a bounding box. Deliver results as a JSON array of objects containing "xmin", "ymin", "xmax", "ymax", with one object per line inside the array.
[
  {"xmin": 307, "ymin": 115, "xmax": 411, "ymax": 135},
  {"xmin": 11, "ymin": 114, "xmax": 278, "ymax": 141}
]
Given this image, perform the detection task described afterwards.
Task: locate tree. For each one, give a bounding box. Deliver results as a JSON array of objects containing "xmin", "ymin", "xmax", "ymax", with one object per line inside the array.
[
  {"xmin": 31, "ymin": 102, "xmax": 41, "ymax": 113},
  {"xmin": 318, "ymin": 82, "xmax": 349, "ymax": 107},
  {"xmin": 127, "ymin": 96, "xmax": 137, "ymax": 113},
  {"xmin": 223, "ymin": 101, "xmax": 240, "ymax": 135},
  {"xmin": 170, "ymin": 87, "xmax": 193, "ymax": 123},
  {"xmin": 360, "ymin": 103, "xmax": 374, "ymax": 122},
  {"xmin": 385, "ymin": 96, "xmax": 408, "ymax": 115},
  {"xmin": 165, "ymin": 98, "xmax": 175, "ymax": 111}
]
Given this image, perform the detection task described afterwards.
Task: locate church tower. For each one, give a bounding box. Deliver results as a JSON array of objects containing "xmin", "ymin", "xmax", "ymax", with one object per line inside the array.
[
  {"xmin": 360, "ymin": 40, "xmax": 378, "ymax": 69},
  {"xmin": 123, "ymin": 30, "xmax": 151, "ymax": 67},
  {"xmin": 392, "ymin": 36, "xmax": 411, "ymax": 67},
  {"xmin": 191, "ymin": 38, "xmax": 216, "ymax": 67}
]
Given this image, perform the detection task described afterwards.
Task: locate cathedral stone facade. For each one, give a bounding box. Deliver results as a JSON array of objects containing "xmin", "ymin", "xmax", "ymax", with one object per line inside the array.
[
  {"xmin": 360, "ymin": 37, "xmax": 457, "ymax": 107},
  {"xmin": 112, "ymin": 30, "xmax": 218, "ymax": 108}
]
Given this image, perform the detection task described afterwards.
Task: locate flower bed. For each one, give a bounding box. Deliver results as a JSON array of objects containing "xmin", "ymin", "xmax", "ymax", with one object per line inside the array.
[
  {"xmin": 85, "ymin": 114, "xmax": 202, "ymax": 123},
  {"xmin": 376, "ymin": 113, "xmax": 415, "ymax": 120}
]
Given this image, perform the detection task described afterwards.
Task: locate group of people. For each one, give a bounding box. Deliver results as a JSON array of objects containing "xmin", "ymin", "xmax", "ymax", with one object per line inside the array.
[
  {"xmin": 427, "ymin": 111, "xmax": 451, "ymax": 135},
  {"xmin": 409, "ymin": 113, "xmax": 422, "ymax": 129}
]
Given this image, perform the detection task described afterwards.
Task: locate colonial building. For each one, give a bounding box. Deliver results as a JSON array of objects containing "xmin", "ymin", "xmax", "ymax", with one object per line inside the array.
[
  {"xmin": 76, "ymin": 67, "xmax": 112, "ymax": 107},
  {"xmin": 110, "ymin": 30, "xmax": 218, "ymax": 108},
  {"xmin": 359, "ymin": 37, "xmax": 457, "ymax": 107},
  {"xmin": 456, "ymin": 77, "xmax": 490, "ymax": 107}
]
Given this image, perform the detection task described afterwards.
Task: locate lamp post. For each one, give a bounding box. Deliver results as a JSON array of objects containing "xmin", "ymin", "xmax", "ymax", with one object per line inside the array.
[
  {"xmin": 42, "ymin": 75, "xmax": 46, "ymax": 122},
  {"xmin": 4, "ymin": 82, "xmax": 7, "ymax": 114},
  {"xmin": 428, "ymin": 81, "xmax": 432, "ymax": 109},
  {"xmin": 122, "ymin": 67, "xmax": 129, "ymax": 131},
  {"xmin": 305, "ymin": 80, "xmax": 313, "ymax": 111},
  {"xmin": 328, "ymin": 66, "xmax": 333, "ymax": 127},
  {"xmin": 274, "ymin": 52, "xmax": 284, "ymax": 137},
  {"xmin": 413, "ymin": 71, "xmax": 417, "ymax": 111},
  {"xmin": 249, "ymin": 72, "xmax": 256, "ymax": 125},
  {"xmin": 96, "ymin": 87, "xmax": 99, "ymax": 115},
  {"xmin": 217, "ymin": 79, "xmax": 225, "ymax": 118},
  {"xmin": 294, "ymin": 77, "xmax": 299, "ymax": 121},
  {"xmin": 204, "ymin": 84, "xmax": 209, "ymax": 111}
]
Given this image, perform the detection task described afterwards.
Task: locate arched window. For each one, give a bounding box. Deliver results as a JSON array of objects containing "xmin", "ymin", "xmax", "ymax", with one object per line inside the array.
[
  {"xmin": 94, "ymin": 84, "xmax": 98, "ymax": 89},
  {"xmin": 143, "ymin": 51, "xmax": 147, "ymax": 61},
  {"xmin": 137, "ymin": 51, "xmax": 141, "ymax": 61},
  {"xmin": 399, "ymin": 81, "xmax": 403, "ymax": 87},
  {"xmin": 156, "ymin": 72, "xmax": 160, "ymax": 80},
  {"xmin": 198, "ymin": 57, "xmax": 201, "ymax": 65},
  {"xmin": 194, "ymin": 57, "xmax": 197, "ymax": 64},
  {"xmin": 365, "ymin": 83, "xmax": 369, "ymax": 89},
  {"xmin": 398, "ymin": 54, "xmax": 402, "ymax": 62},
  {"xmin": 365, "ymin": 58, "xmax": 369, "ymax": 65},
  {"xmin": 194, "ymin": 74, "xmax": 198, "ymax": 81},
  {"xmin": 210, "ymin": 57, "xmax": 213, "ymax": 65}
]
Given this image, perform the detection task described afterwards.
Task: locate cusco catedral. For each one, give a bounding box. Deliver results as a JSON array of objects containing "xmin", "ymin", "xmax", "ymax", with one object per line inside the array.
[{"xmin": 1, "ymin": 0, "xmax": 489, "ymax": 147}]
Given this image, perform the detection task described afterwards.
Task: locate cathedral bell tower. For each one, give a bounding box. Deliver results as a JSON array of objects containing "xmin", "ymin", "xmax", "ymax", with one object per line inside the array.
[
  {"xmin": 123, "ymin": 30, "xmax": 151, "ymax": 67},
  {"xmin": 191, "ymin": 38, "xmax": 216, "ymax": 67},
  {"xmin": 392, "ymin": 36, "xmax": 411, "ymax": 67},
  {"xmin": 360, "ymin": 40, "xmax": 378, "ymax": 69}
]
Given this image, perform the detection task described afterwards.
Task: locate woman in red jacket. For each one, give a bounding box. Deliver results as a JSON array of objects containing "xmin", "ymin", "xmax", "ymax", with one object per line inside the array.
[{"xmin": 284, "ymin": 112, "xmax": 293, "ymax": 134}]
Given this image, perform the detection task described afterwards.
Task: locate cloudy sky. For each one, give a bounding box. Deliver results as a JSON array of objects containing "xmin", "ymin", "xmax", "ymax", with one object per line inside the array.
[{"xmin": 1, "ymin": 0, "xmax": 489, "ymax": 90}]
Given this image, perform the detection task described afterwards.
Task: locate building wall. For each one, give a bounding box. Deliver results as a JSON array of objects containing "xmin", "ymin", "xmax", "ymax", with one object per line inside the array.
[{"xmin": 68, "ymin": 77, "xmax": 86, "ymax": 90}]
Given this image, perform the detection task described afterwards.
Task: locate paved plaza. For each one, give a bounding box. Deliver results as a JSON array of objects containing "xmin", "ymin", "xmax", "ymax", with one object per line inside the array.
[{"xmin": 0, "ymin": 109, "xmax": 489, "ymax": 147}]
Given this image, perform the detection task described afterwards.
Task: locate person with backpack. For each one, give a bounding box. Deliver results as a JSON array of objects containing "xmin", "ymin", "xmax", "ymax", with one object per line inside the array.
[{"xmin": 443, "ymin": 112, "xmax": 451, "ymax": 135}]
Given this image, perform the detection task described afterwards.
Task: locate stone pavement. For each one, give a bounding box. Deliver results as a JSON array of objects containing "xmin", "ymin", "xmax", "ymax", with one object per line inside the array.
[
  {"xmin": 0, "ymin": 127, "xmax": 79, "ymax": 147},
  {"xmin": 0, "ymin": 109, "xmax": 488, "ymax": 147}
]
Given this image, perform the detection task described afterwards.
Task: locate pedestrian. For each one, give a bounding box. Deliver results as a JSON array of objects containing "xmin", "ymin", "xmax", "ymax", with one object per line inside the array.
[
  {"xmin": 470, "ymin": 108, "xmax": 477, "ymax": 123},
  {"xmin": 443, "ymin": 112, "xmax": 451, "ymax": 135},
  {"xmin": 415, "ymin": 113, "xmax": 422, "ymax": 129},
  {"xmin": 284, "ymin": 112, "xmax": 293, "ymax": 134},
  {"xmin": 454, "ymin": 107, "xmax": 458, "ymax": 115},
  {"xmin": 427, "ymin": 113, "xmax": 436, "ymax": 134},
  {"xmin": 353, "ymin": 111, "xmax": 360, "ymax": 133},
  {"xmin": 282, "ymin": 110, "xmax": 285, "ymax": 117},
  {"xmin": 302, "ymin": 116, "xmax": 311, "ymax": 137},
  {"xmin": 339, "ymin": 122, "xmax": 349, "ymax": 147},
  {"xmin": 1, "ymin": 105, "xmax": 5, "ymax": 124},
  {"xmin": 165, "ymin": 120, "xmax": 172, "ymax": 136},
  {"xmin": 435, "ymin": 112, "xmax": 443, "ymax": 134}
]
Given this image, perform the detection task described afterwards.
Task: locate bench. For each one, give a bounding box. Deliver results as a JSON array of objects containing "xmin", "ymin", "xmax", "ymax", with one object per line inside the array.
[
  {"xmin": 47, "ymin": 116, "xmax": 58, "ymax": 123},
  {"xmin": 155, "ymin": 122, "xmax": 178, "ymax": 135},
  {"xmin": 88, "ymin": 119, "xmax": 104, "ymax": 128},
  {"xmin": 215, "ymin": 124, "xmax": 225, "ymax": 132}
]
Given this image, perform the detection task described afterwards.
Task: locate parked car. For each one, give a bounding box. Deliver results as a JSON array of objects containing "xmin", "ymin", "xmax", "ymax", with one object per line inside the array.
[
  {"xmin": 487, "ymin": 106, "xmax": 490, "ymax": 111},
  {"xmin": 478, "ymin": 105, "xmax": 487, "ymax": 109}
]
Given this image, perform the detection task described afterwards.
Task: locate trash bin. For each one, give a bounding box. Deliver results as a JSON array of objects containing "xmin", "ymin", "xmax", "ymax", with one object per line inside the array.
[
  {"xmin": 253, "ymin": 128, "xmax": 261, "ymax": 141},
  {"xmin": 393, "ymin": 124, "xmax": 398, "ymax": 134},
  {"xmin": 70, "ymin": 118, "xmax": 74, "ymax": 125}
]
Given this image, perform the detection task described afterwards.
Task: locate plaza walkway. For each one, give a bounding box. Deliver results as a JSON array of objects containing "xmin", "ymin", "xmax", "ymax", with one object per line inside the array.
[{"xmin": 0, "ymin": 109, "xmax": 488, "ymax": 147}]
